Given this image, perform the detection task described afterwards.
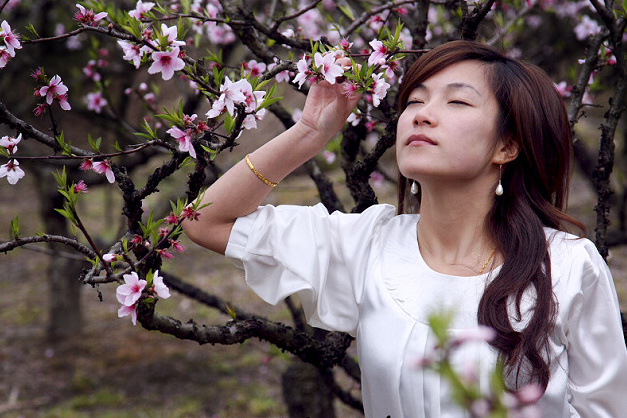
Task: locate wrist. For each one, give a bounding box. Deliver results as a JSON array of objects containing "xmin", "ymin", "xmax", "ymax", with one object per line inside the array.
[{"xmin": 294, "ymin": 119, "xmax": 334, "ymax": 148}]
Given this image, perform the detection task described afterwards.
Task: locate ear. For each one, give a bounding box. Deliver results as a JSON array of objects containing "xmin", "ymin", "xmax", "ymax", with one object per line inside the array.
[{"xmin": 492, "ymin": 136, "xmax": 519, "ymax": 165}]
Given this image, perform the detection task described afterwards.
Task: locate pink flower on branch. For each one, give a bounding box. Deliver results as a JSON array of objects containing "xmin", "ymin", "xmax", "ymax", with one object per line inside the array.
[
  {"xmin": 118, "ymin": 40, "xmax": 144, "ymax": 69},
  {"xmin": 39, "ymin": 75, "xmax": 69, "ymax": 105},
  {"xmin": 73, "ymin": 4, "xmax": 108, "ymax": 26},
  {"xmin": 148, "ymin": 47, "xmax": 185, "ymax": 81},
  {"xmin": 370, "ymin": 73, "xmax": 390, "ymax": 107},
  {"xmin": 151, "ymin": 270, "xmax": 171, "ymax": 299},
  {"xmin": 0, "ymin": 159, "xmax": 25, "ymax": 184},
  {"xmin": 85, "ymin": 91, "xmax": 107, "ymax": 113},
  {"xmin": 166, "ymin": 125, "xmax": 196, "ymax": 158},
  {"xmin": 73, "ymin": 180, "xmax": 89, "ymax": 194},
  {"xmin": 313, "ymin": 52, "xmax": 344, "ymax": 85},
  {"xmin": 92, "ymin": 159, "xmax": 115, "ymax": 183},
  {"xmin": 1, "ymin": 20, "xmax": 22, "ymax": 57},
  {"xmin": 0, "ymin": 47, "xmax": 12, "ymax": 69},
  {"xmin": 0, "ymin": 133, "xmax": 21, "ymax": 155},
  {"xmin": 118, "ymin": 302, "xmax": 138, "ymax": 325},
  {"xmin": 116, "ymin": 271, "xmax": 147, "ymax": 307},
  {"xmin": 292, "ymin": 55, "xmax": 311, "ymax": 88},
  {"xmin": 160, "ymin": 23, "xmax": 185, "ymax": 48},
  {"xmin": 129, "ymin": 0, "xmax": 155, "ymax": 20},
  {"xmin": 367, "ymin": 39, "xmax": 389, "ymax": 66}
]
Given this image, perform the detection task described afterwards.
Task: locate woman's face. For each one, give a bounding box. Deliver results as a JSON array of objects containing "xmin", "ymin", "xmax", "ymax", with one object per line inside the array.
[{"xmin": 396, "ymin": 60, "xmax": 504, "ymax": 187}]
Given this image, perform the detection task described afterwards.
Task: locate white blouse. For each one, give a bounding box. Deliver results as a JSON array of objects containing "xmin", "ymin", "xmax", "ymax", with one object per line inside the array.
[{"xmin": 225, "ymin": 203, "xmax": 627, "ymax": 417}]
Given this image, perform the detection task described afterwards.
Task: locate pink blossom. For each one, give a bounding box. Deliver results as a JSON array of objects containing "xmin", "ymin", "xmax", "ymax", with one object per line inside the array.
[
  {"xmin": 39, "ymin": 75, "xmax": 68, "ymax": 105},
  {"xmin": 157, "ymin": 248, "xmax": 173, "ymax": 259},
  {"xmin": 292, "ymin": 55, "xmax": 311, "ymax": 88},
  {"xmin": 160, "ymin": 23, "xmax": 186, "ymax": 48},
  {"xmin": 166, "ymin": 125, "xmax": 196, "ymax": 158},
  {"xmin": 129, "ymin": 0, "xmax": 155, "ymax": 20},
  {"xmin": 74, "ymin": 4, "xmax": 108, "ymax": 26},
  {"xmin": 205, "ymin": 76, "xmax": 248, "ymax": 117},
  {"xmin": 79, "ymin": 159, "xmax": 93, "ymax": 171},
  {"xmin": 32, "ymin": 103, "xmax": 47, "ymax": 117},
  {"xmin": 0, "ymin": 133, "xmax": 21, "ymax": 155},
  {"xmin": 117, "ymin": 40, "xmax": 143, "ymax": 69},
  {"xmin": 346, "ymin": 110, "xmax": 362, "ymax": 126},
  {"xmin": 116, "ymin": 271, "xmax": 147, "ymax": 307},
  {"xmin": 322, "ymin": 150, "xmax": 336, "ymax": 164},
  {"xmin": 554, "ymin": 81, "xmax": 571, "ymax": 98},
  {"xmin": 342, "ymin": 82, "xmax": 359, "ymax": 98},
  {"xmin": 73, "ymin": 180, "xmax": 88, "ymax": 194},
  {"xmin": 451, "ymin": 326, "xmax": 496, "ymax": 346},
  {"xmin": 0, "ymin": 159, "xmax": 25, "ymax": 184},
  {"xmin": 148, "ymin": 47, "xmax": 185, "ymax": 81},
  {"xmin": 85, "ymin": 91, "xmax": 107, "ymax": 113},
  {"xmin": 82, "ymin": 60, "xmax": 101, "ymax": 82},
  {"xmin": 170, "ymin": 239, "xmax": 185, "ymax": 253},
  {"xmin": 1, "ymin": 20, "xmax": 22, "ymax": 57},
  {"xmin": 118, "ymin": 302, "xmax": 138, "ymax": 325},
  {"xmin": 92, "ymin": 160, "xmax": 115, "ymax": 183},
  {"xmin": 56, "ymin": 94, "xmax": 71, "ymax": 111},
  {"xmin": 370, "ymin": 170, "xmax": 384, "ymax": 188},
  {"xmin": 339, "ymin": 38, "xmax": 352, "ymax": 51},
  {"xmin": 313, "ymin": 52, "xmax": 344, "ymax": 85},
  {"xmin": 516, "ymin": 383, "xmax": 543, "ymax": 404},
  {"xmin": 367, "ymin": 39, "xmax": 388, "ymax": 66},
  {"xmin": 165, "ymin": 212, "xmax": 179, "ymax": 224},
  {"xmin": 574, "ymin": 15, "xmax": 600, "ymax": 41},
  {"xmin": 182, "ymin": 206, "xmax": 200, "ymax": 221},
  {"xmin": 102, "ymin": 253, "xmax": 118, "ymax": 262},
  {"xmin": 243, "ymin": 60, "xmax": 266, "ymax": 77},
  {"xmin": 296, "ymin": 9, "xmax": 323, "ymax": 39},
  {"xmin": 151, "ymin": 270, "xmax": 171, "ymax": 299},
  {"xmin": 0, "ymin": 47, "xmax": 11, "ymax": 68},
  {"xmin": 206, "ymin": 24, "xmax": 236, "ymax": 45},
  {"xmin": 370, "ymin": 73, "xmax": 390, "ymax": 107}
]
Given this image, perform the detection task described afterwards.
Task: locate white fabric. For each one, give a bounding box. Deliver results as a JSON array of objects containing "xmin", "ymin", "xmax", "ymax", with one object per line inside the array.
[{"xmin": 225, "ymin": 203, "xmax": 627, "ymax": 417}]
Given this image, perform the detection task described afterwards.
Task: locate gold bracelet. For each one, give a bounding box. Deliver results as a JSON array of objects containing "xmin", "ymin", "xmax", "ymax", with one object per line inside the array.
[{"xmin": 245, "ymin": 154, "xmax": 278, "ymax": 187}]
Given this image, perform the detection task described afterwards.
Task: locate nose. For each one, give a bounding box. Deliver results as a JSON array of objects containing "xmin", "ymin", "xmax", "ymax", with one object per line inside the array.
[{"xmin": 412, "ymin": 104, "xmax": 435, "ymax": 127}]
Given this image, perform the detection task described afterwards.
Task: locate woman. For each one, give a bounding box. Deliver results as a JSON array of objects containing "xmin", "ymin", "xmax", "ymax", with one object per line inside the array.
[{"xmin": 183, "ymin": 41, "xmax": 627, "ymax": 417}]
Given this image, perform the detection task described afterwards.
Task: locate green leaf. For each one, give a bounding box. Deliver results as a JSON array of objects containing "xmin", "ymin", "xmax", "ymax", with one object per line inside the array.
[
  {"xmin": 338, "ymin": 5, "xmax": 355, "ymax": 20},
  {"xmin": 9, "ymin": 216, "xmax": 20, "ymax": 239}
]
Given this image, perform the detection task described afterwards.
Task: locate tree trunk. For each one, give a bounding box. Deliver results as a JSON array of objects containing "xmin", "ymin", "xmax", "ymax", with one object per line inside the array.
[
  {"xmin": 35, "ymin": 171, "xmax": 85, "ymax": 341},
  {"xmin": 282, "ymin": 359, "xmax": 336, "ymax": 418}
]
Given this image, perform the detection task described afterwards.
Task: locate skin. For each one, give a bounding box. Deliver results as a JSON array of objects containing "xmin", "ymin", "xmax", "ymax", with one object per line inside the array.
[{"xmin": 396, "ymin": 60, "xmax": 519, "ymax": 275}]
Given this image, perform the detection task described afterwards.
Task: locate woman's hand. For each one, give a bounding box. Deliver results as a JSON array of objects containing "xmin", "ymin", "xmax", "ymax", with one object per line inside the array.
[{"xmin": 297, "ymin": 57, "xmax": 362, "ymax": 142}]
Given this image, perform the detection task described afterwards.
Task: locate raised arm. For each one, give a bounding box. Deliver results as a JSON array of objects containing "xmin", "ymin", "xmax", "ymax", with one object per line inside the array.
[{"xmin": 183, "ymin": 68, "xmax": 362, "ymax": 254}]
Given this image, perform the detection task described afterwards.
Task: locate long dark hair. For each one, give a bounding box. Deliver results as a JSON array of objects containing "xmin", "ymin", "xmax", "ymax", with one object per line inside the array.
[{"xmin": 396, "ymin": 41, "xmax": 585, "ymax": 391}]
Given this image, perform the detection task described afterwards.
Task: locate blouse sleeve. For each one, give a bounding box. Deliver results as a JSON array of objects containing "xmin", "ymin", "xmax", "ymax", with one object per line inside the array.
[
  {"xmin": 562, "ymin": 238, "xmax": 627, "ymax": 417},
  {"xmin": 225, "ymin": 203, "xmax": 396, "ymax": 336}
]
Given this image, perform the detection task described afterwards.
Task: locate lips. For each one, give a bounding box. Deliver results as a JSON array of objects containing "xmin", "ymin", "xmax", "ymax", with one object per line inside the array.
[{"xmin": 406, "ymin": 134, "xmax": 437, "ymax": 146}]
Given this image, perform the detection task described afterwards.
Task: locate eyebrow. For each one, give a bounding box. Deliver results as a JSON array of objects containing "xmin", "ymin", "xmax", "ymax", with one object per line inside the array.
[{"xmin": 414, "ymin": 82, "xmax": 482, "ymax": 97}]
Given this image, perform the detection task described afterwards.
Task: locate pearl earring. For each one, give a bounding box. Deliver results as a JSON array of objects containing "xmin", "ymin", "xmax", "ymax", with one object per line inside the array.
[
  {"xmin": 495, "ymin": 165, "xmax": 504, "ymax": 196},
  {"xmin": 410, "ymin": 180, "xmax": 419, "ymax": 195}
]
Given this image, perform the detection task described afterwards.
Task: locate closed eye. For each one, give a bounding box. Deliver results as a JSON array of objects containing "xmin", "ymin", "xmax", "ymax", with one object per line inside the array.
[
  {"xmin": 404, "ymin": 100, "xmax": 424, "ymax": 107},
  {"xmin": 448, "ymin": 100, "xmax": 471, "ymax": 106}
]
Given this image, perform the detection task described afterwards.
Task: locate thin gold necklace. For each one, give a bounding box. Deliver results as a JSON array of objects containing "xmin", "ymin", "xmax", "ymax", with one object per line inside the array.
[{"xmin": 478, "ymin": 248, "xmax": 497, "ymax": 275}]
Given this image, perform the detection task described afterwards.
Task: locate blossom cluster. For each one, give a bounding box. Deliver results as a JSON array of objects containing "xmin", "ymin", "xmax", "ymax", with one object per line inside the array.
[
  {"xmin": 0, "ymin": 134, "xmax": 24, "ymax": 184},
  {"xmin": 80, "ymin": 158, "xmax": 115, "ymax": 183},
  {"xmin": 0, "ymin": 20, "xmax": 21, "ymax": 69},
  {"xmin": 117, "ymin": 2, "xmax": 187, "ymax": 82},
  {"xmin": 292, "ymin": 39, "xmax": 394, "ymax": 108},
  {"xmin": 418, "ymin": 317, "xmax": 543, "ymax": 418},
  {"xmin": 115, "ymin": 270, "xmax": 170, "ymax": 325},
  {"xmin": 205, "ymin": 76, "xmax": 267, "ymax": 130},
  {"xmin": 32, "ymin": 69, "xmax": 71, "ymax": 116},
  {"xmin": 166, "ymin": 113, "xmax": 209, "ymax": 158}
]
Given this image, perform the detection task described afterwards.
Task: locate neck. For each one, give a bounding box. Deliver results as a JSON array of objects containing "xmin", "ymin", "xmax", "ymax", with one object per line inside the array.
[{"xmin": 415, "ymin": 180, "xmax": 498, "ymax": 275}]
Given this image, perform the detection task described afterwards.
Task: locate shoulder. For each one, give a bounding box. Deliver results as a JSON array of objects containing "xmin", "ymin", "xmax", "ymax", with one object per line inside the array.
[{"xmin": 545, "ymin": 228, "xmax": 610, "ymax": 290}]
